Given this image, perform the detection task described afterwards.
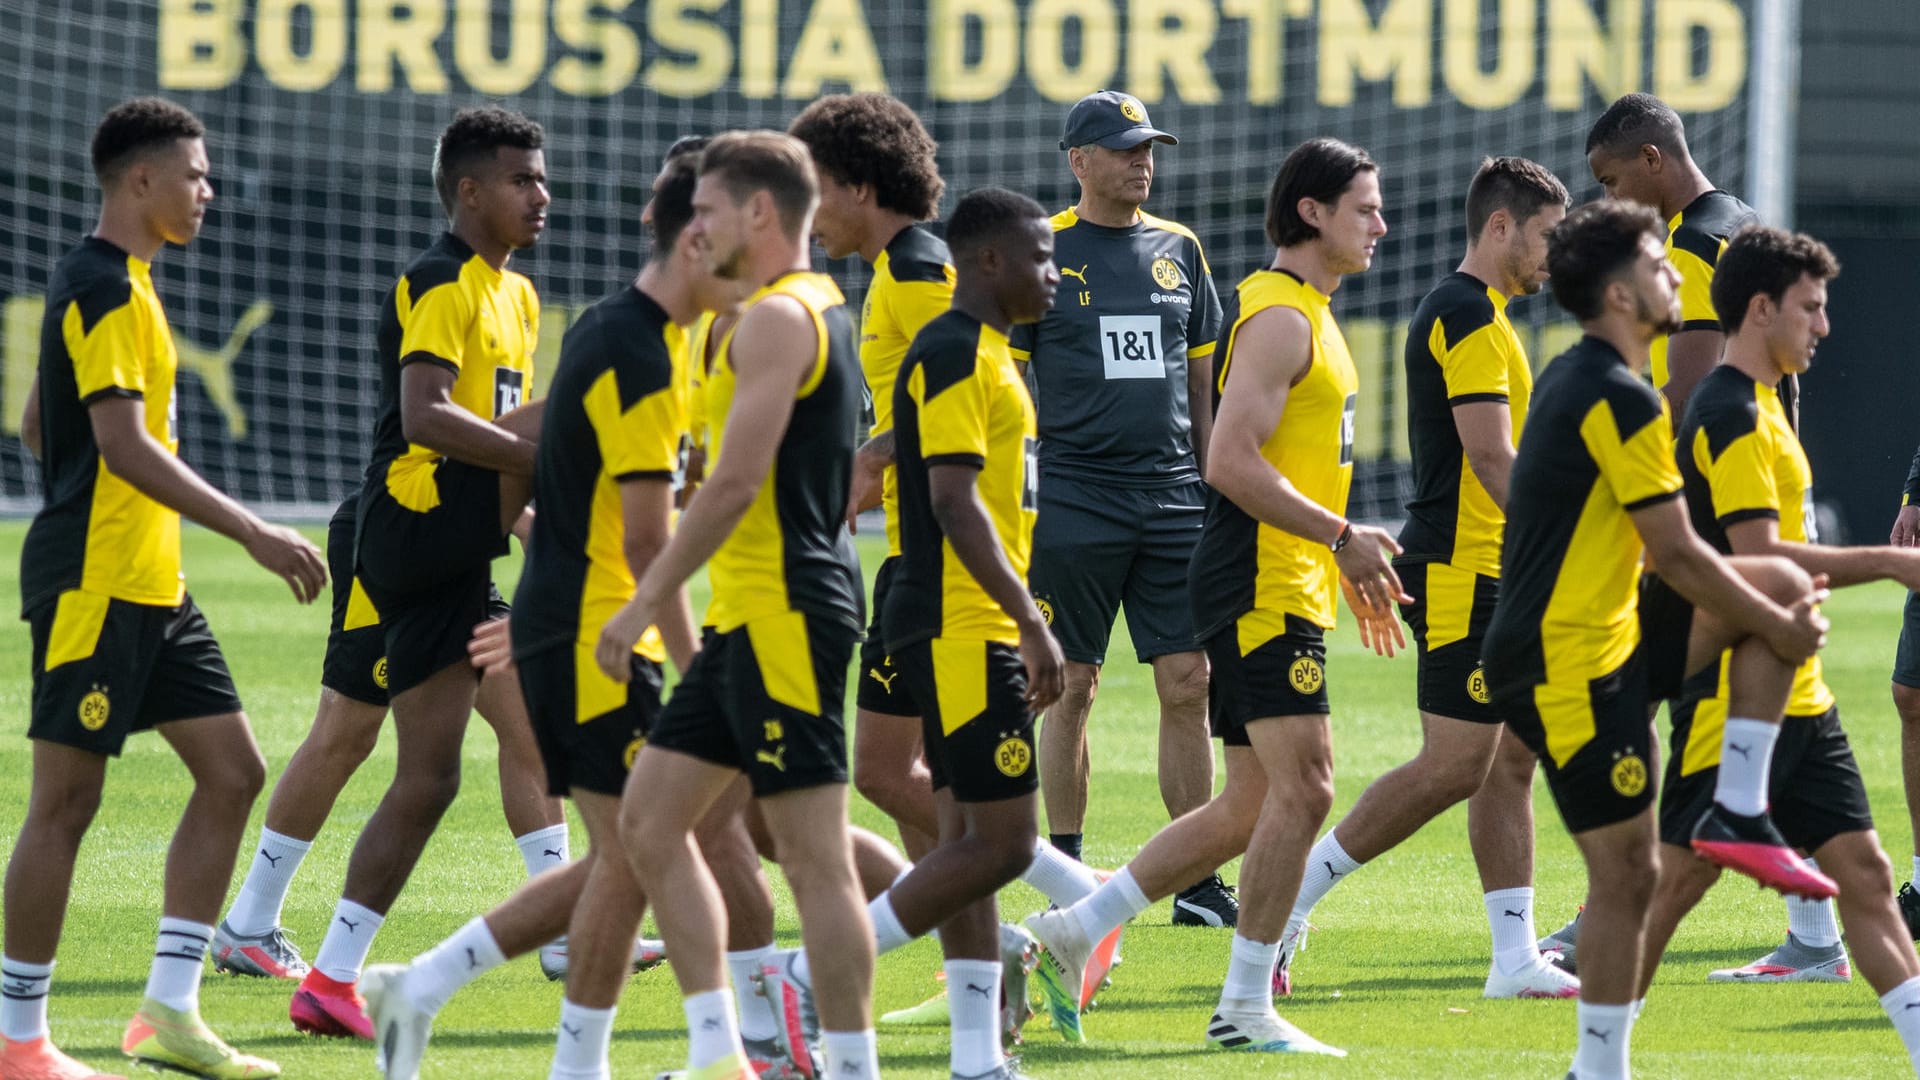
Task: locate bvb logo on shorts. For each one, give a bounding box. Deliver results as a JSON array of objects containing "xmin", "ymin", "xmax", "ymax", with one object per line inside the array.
[
  {"xmin": 1611, "ymin": 753, "xmax": 1648, "ymax": 797},
  {"xmin": 995, "ymin": 736, "xmax": 1033, "ymax": 778},
  {"xmin": 624, "ymin": 738, "xmax": 645, "ymax": 770},
  {"xmin": 372, "ymin": 657, "xmax": 389, "ymax": 690},
  {"xmin": 1466, "ymin": 667, "xmax": 1491, "ymax": 705},
  {"xmin": 77, "ymin": 686, "xmax": 110, "ymax": 731},
  {"xmin": 1119, "ymin": 96, "xmax": 1145, "ymax": 122},
  {"xmin": 1289, "ymin": 655, "xmax": 1324, "ymax": 695},
  {"xmin": 1034, "ymin": 597, "xmax": 1054, "ymax": 625},
  {"xmin": 1151, "ymin": 256, "xmax": 1181, "ymax": 290}
]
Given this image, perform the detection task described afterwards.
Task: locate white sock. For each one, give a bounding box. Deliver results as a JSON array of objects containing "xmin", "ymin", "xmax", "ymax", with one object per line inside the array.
[
  {"xmin": 1293, "ymin": 832, "xmax": 1363, "ymax": 922},
  {"xmin": 1219, "ymin": 933, "xmax": 1280, "ymax": 1009},
  {"xmin": 517, "ymin": 824, "xmax": 571, "ymax": 878},
  {"xmin": 1486, "ymin": 887, "xmax": 1541, "ymax": 973},
  {"xmin": 406, "ymin": 917, "xmax": 507, "ymax": 1016},
  {"xmin": 726, "ymin": 946, "xmax": 777, "ymax": 1041},
  {"xmin": 1072, "ymin": 865, "xmax": 1151, "ymax": 945},
  {"xmin": 820, "ymin": 1029, "xmax": 879, "ymax": 1080},
  {"xmin": 1786, "ymin": 869, "xmax": 1842, "ymax": 948},
  {"xmin": 0, "ymin": 956, "xmax": 53, "ymax": 1041},
  {"xmin": 945, "ymin": 959, "xmax": 1003, "ymax": 1076},
  {"xmin": 1713, "ymin": 717, "xmax": 1780, "ymax": 816},
  {"xmin": 1912, "ymin": 855, "xmax": 1920, "ymax": 884},
  {"xmin": 868, "ymin": 893, "xmax": 914, "ymax": 956},
  {"xmin": 1879, "ymin": 974, "xmax": 1920, "ymax": 1072},
  {"xmin": 1021, "ymin": 839, "xmax": 1101, "ymax": 906},
  {"xmin": 144, "ymin": 917, "xmax": 211, "ymax": 1012},
  {"xmin": 314, "ymin": 899, "xmax": 385, "ymax": 983},
  {"xmin": 550, "ymin": 999, "xmax": 615, "ymax": 1079},
  {"xmin": 682, "ymin": 988, "xmax": 741, "ymax": 1070},
  {"xmin": 1571, "ymin": 1001, "xmax": 1633, "ymax": 1080},
  {"xmin": 225, "ymin": 828, "xmax": 313, "ymax": 936}
]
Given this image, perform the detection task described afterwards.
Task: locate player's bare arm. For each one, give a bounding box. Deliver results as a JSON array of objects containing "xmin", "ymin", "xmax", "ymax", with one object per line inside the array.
[
  {"xmin": 1187, "ymin": 346, "xmax": 1214, "ymax": 474},
  {"xmin": 399, "ymin": 361, "xmax": 538, "ymax": 475},
  {"xmin": 928, "ymin": 461, "xmax": 1065, "ymax": 709},
  {"xmin": 1661, "ymin": 327, "xmax": 1724, "ymax": 416},
  {"xmin": 594, "ymin": 293, "xmax": 815, "ymax": 678},
  {"xmin": 845, "ymin": 427, "xmax": 893, "ymax": 528},
  {"xmin": 19, "ymin": 375, "xmax": 40, "ymax": 460},
  {"xmin": 89, "ymin": 395, "xmax": 325, "ymax": 602},
  {"xmin": 1206, "ymin": 304, "xmax": 1408, "ymax": 614},
  {"xmin": 618, "ymin": 476, "xmax": 698, "ymax": 674},
  {"xmin": 1452, "ymin": 399, "xmax": 1516, "ymax": 510},
  {"xmin": 1630, "ymin": 494, "xmax": 1826, "ymax": 665},
  {"xmin": 1725, "ymin": 516, "xmax": 1920, "ymax": 592}
]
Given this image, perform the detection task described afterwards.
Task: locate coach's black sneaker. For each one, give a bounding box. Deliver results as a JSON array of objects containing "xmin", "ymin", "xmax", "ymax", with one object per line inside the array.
[
  {"xmin": 1899, "ymin": 883, "xmax": 1920, "ymax": 941},
  {"xmin": 1172, "ymin": 875, "xmax": 1239, "ymax": 927},
  {"xmin": 1690, "ymin": 805, "xmax": 1837, "ymax": 899}
]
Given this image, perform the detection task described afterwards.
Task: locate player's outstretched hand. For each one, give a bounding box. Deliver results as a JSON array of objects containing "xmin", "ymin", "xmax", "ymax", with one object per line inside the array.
[
  {"xmin": 595, "ymin": 600, "xmax": 655, "ymax": 683},
  {"xmin": 246, "ymin": 523, "xmax": 326, "ymax": 603},
  {"xmin": 469, "ymin": 616, "xmax": 515, "ymax": 675},
  {"xmin": 1019, "ymin": 615, "xmax": 1065, "ymax": 712},
  {"xmin": 1333, "ymin": 524, "xmax": 1412, "ymax": 614},
  {"xmin": 1893, "ymin": 504, "xmax": 1920, "ymax": 547},
  {"xmin": 1341, "ymin": 574, "xmax": 1405, "ymax": 658}
]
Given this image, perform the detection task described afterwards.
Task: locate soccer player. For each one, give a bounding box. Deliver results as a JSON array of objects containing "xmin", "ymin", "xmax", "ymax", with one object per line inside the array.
[
  {"xmin": 596, "ymin": 131, "xmax": 878, "ymax": 1080},
  {"xmin": 1017, "ymin": 91, "xmax": 1231, "ymax": 924},
  {"xmin": 1893, "ymin": 454, "xmax": 1920, "ymax": 934},
  {"xmin": 209, "ymin": 495, "xmax": 577, "ymax": 982},
  {"xmin": 1280, "ymin": 157, "xmax": 1576, "ymax": 1000},
  {"xmin": 879, "ymin": 185, "xmax": 1063, "ymax": 1080},
  {"xmin": 1636, "ymin": 226, "xmax": 1920, "ymax": 1067},
  {"xmin": 1027, "ymin": 137, "xmax": 1397, "ymax": 1055},
  {"xmin": 2, "ymin": 96, "xmax": 325, "ymax": 1080},
  {"xmin": 1483, "ymin": 200, "xmax": 1829, "ymax": 1080},
  {"xmin": 289, "ymin": 106, "xmax": 550, "ymax": 1039}
]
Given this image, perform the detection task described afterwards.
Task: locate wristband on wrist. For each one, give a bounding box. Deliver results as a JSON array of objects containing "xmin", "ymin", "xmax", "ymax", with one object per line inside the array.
[{"xmin": 1330, "ymin": 522, "xmax": 1353, "ymax": 553}]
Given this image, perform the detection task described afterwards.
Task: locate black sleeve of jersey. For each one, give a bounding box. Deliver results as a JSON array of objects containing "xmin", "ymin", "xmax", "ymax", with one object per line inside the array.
[{"xmin": 888, "ymin": 226, "xmax": 952, "ymax": 284}]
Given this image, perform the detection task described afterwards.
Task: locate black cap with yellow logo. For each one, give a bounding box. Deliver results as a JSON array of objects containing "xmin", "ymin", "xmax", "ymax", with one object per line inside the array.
[{"xmin": 1058, "ymin": 90, "xmax": 1179, "ymax": 151}]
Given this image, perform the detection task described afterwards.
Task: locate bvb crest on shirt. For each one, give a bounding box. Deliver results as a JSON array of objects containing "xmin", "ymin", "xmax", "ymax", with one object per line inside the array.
[
  {"xmin": 1151, "ymin": 256, "xmax": 1181, "ymax": 290},
  {"xmin": 1611, "ymin": 753, "xmax": 1648, "ymax": 797},
  {"xmin": 1034, "ymin": 597, "xmax": 1054, "ymax": 625},
  {"xmin": 1289, "ymin": 655, "xmax": 1324, "ymax": 695},
  {"xmin": 995, "ymin": 735, "xmax": 1033, "ymax": 778},
  {"xmin": 78, "ymin": 685, "xmax": 110, "ymax": 731}
]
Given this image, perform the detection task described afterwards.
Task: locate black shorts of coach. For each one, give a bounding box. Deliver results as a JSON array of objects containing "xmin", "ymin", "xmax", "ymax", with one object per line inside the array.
[
  {"xmin": 892, "ymin": 637, "xmax": 1038, "ymax": 803},
  {"xmin": 1395, "ymin": 561, "xmax": 1501, "ymax": 722},
  {"xmin": 355, "ymin": 458, "xmax": 511, "ymax": 697},
  {"xmin": 1660, "ymin": 670, "xmax": 1871, "ymax": 852},
  {"xmin": 518, "ymin": 643, "xmax": 664, "ymax": 798},
  {"xmin": 1491, "ymin": 583, "xmax": 1688, "ymax": 836},
  {"xmin": 1204, "ymin": 613, "xmax": 1331, "ymax": 749},
  {"xmin": 856, "ymin": 556, "xmax": 920, "ymax": 717},
  {"xmin": 27, "ymin": 589, "xmax": 244, "ymax": 756},
  {"xmin": 1027, "ymin": 476, "xmax": 1206, "ymax": 665},
  {"xmin": 1894, "ymin": 589, "xmax": 1920, "ymax": 691},
  {"xmin": 647, "ymin": 611, "xmax": 856, "ymax": 798}
]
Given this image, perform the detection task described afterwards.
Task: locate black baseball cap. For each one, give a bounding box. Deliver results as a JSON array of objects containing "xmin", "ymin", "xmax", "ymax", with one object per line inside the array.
[{"xmin": 1058, "ymin": 90, "xmax": 1178, "ymax": 152}]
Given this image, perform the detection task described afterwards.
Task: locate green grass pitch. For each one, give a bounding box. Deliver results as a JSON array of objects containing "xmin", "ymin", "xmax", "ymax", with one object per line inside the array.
[{"xmin": 0, "ymin": 521, "xmax": 1915, "ymax": 1078}]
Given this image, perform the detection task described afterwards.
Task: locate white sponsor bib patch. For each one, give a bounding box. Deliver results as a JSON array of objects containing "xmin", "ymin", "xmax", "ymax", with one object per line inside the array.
[{"xmin": 1098, "ymin": 314, "xmax": 1165, "ymax": 381}]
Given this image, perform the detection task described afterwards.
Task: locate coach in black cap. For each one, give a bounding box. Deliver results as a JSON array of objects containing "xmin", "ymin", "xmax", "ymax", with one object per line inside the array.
[{"xmin": 1015, "ymin": 89, "xmax": 1232, "ymax": 928}]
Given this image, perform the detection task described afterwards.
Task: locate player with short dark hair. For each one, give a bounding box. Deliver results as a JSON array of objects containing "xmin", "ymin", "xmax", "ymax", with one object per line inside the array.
[
  {"xmin": 1029, "ymin": 137, "xmax": 1397, "ymax": 1057},
  {"xmin": 1278, "ymin": 156, "xmax": 1577, "ymax": 1001},
  {"xmin": 597, "ymin": 129, "xmax": 880, "ymax": 1080},
  {"xmin": 3, "ymin": 95, "xmax": 325, "ymax": 1080},
  {"xmin": 1633, "ymin": 227, "xmax": 1920, "ymax": 1067},
  {"xmin": 869, "ymin": 184, "xmax": 1063, "ymax": 1080},
  {"xmin": 1485, "ymin": 201, "xmax": 1831, "ymax": 1080},
  {"xmin": 1018, "ymin": 89, "xmax": 1231, "ymax": 929},
  {"xmin": 1585, "ymin": 92, "xmax": 1762, "ymax": 421},
  {"xmin": 289, "ymin": 105, "xmax": 552, "ymax": 1040}
]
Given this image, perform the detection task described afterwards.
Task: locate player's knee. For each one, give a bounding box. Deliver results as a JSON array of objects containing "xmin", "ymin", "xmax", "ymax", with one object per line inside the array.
[
  {"xmin": 1156, "ymin": 656, "xmax": 1210, "ymax": 714},
  {"xmin": 982, "ymin": 823, "xmax": 1040, "ymax": 885},
  {"xmin": 1058, "ymin": 666, "xmax": 1100, "ymax": 713},
  {"xmin": 1270, "ymin": 768, "xmax": 1336, "ymax": 824},
  {"xmin": 851, "ymin": 754, "xmax": 908, "ymax": 815},
  {"xmin": 28, "ymin": 778, "xmax": 104, "ymax": 839},
  {"xmin": 1827, "ymin": 836, "xmax": 1894, "ymax": 897}
]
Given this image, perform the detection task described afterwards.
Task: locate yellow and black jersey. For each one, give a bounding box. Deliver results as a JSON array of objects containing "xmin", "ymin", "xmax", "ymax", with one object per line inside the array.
[
  {"xmin": 884, "ymin": 309, "xmax": 1036, "ymax": 650},
  {"xmin": 21, "ymin": 236, "xmax": 186, "ymax": 613},
  {"xmin": 703, "ymin": 272, "xmax": 863, "ymax": 632},
  {"xmin": 1485, "ymin": 336, "xmax": 1683, "ymax": 690},
  {"xmin": 862, "ymin": 223, "xmax": 955, "ymax": 558},
  {"xmin": 363, "ymin": 232, "xmax": 539, "ymax": 513},
  {"xmin": 1676, "ymin": 364, "xmax": 1833, "ymax": 730},
  {"xmin": 511, "ymin": 286, "xmax": 689, "ymax": 665},
  {"xmin": 1650, "ymin": 190, "xmax": 1757, "ymax": 391},
  {"xmin": 686, "ymin": 310, "xmax": 717, "ymax": 463},
  {"xmin": 1190, "ymin": 269, "xmax": 1357, "ymax": 648},
  {"xmin": 1398, "ymin": 272, "xmax": 1530, "ymax": 577}
]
